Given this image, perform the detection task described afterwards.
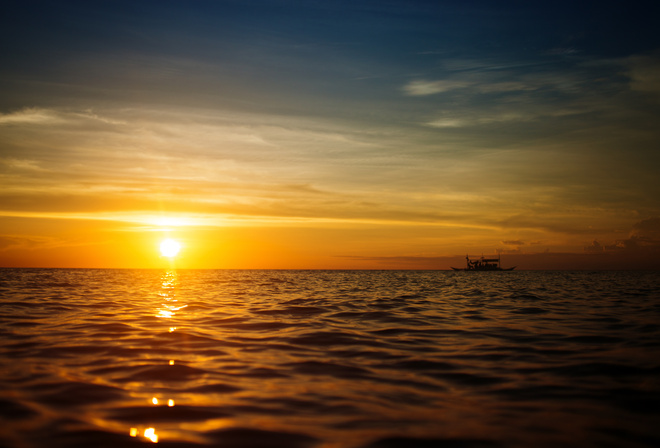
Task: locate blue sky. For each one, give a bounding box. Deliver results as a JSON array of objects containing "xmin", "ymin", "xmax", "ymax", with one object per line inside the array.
[{"xmin": 1, "ymin": 0, "xmax": 659, "ymax": 268}]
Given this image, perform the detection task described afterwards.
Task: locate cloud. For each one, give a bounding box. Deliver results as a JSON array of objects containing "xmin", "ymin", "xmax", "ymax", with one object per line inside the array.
[
  {"xmin": 584, "ymin": 240, "xmax": 604, "ymax": 253},
  {"xmin": 1, "ymin": 158, "xmax": 47, "ymax": 172},
  {"xmin": 426, "ymin": 118, "xmax": 468, "ymax": 128},
  {"xmin": 611, "ymin": 218, "xmax": 660, "ymax": 250},
  {"xmin": 627, "ymin": 54, "xmax": 660, "ymax": 93},
  {"xmin": 0, "ymin": 107, "xmax": 127, "ymax": 128},
  {"xmin": 426, "ymin": 112, "xmax": 529, "ymax": 128},
  {"xmin": 0, "ymin": 234, "xmax": 61, "ymax": 251},
  {"xmin": 631, "ymin": 217, "xmax": 660, "ymax": 238},
  {"xmin": 403, "ymin": 79, "xmax": 471, "ymax": 96},
  {"xmin": 407, "ymin": 60, "xmax": 611, "ymax": 130},
  {"xmin": 3, "ymin": 102, "xmax": 644, "ymax": 251},
  {"xmin": 584, "ymin": 217, "xmax": 660, "ymax": 255},
  {"xmin": 402, "ymin": 76, "xmax": 538, "ymax": 97},
  {"xmin": 73, "ymin": 110, "xmax": 127, "ymax": 125},
  {"xmin": 0, "ymin": 108, "xmax": 62, "ymax": 125},
  {"xmin": 496, "ymin": 247, "xmax": 523, "ymax": 254},
  {"xmin": 502, "ymin": 240, "xmax": 525, "ymax": 246},
  {"xmin": 547, "ymin": 47, "xmax": 580, "ymax": 56}
]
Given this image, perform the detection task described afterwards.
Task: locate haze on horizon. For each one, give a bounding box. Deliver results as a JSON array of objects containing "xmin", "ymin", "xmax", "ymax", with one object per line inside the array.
[{"xmin": 1, "ymin": 0, "xmax": 659, "ymax": 270}]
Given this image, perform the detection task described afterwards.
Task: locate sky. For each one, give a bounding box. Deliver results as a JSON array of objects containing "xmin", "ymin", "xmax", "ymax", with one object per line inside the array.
[{"xmin": 1, "ymin": 0, "xmax": 659, "ymax": 269}]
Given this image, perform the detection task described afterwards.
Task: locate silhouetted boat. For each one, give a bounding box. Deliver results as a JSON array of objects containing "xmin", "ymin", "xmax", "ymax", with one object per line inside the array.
[{"xmin": 451, "ymin": 255, "xmax": 515, "ymax": 271}]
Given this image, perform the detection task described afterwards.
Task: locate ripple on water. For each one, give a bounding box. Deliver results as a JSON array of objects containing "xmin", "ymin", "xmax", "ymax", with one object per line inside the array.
[{"xmin": 0, "ymin": 269, "xmax": 659, "ymax": 448}]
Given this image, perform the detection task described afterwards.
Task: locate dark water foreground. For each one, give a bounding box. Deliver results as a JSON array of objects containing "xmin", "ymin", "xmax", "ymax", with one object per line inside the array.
[{"xmin": 1, "ymin": 269, "xmax": 659, "ymax": 448}]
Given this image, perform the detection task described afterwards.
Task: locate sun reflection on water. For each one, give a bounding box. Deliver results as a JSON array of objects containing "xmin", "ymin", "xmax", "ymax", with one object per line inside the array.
[
  {"xmin": 144, "ymin": 427, "xmax": 159, "ymax": 443},
  {"xmin": 126, "ymin": 270, "xmax": 190, "ymax": 444},
  {"xmin": 129, "ymin": 427, "xmax": 159, "ymax": 443},
  {"xmin": 156, "ymin": 271, "xmax": 187, "ymax": 319}
]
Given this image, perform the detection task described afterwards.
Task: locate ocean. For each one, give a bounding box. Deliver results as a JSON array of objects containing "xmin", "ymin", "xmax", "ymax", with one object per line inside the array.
[{"xmin": 1, "ymin": 269, "xmax": 659, "ymax": 448}]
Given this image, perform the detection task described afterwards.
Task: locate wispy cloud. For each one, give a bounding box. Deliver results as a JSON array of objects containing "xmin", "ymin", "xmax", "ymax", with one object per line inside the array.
[
  {"xmin": 403, "ymin": 79, "xmax": 472, "ymax": 95},
  {"xmin": 626, "ymin": 53, "xmax": 660, "ymax": 93},
  {"xmin": 0, "ymin": 107, "xmax": 127, "ymax": 127},
  {"xmin": 0, "ymin": 108, "xmax": 62, "ymax": 125},
  {"xmin": 426, "ymin": 113, "xmax": 530, "ymax": 128},
  {"xmin": 1, "ymin": 158, "xmax": 48, "ymax": 172},
  {"xmin": 402, "ymin": 78, "xmax": 537, "ymax": 96},
  {"xmin": 404, "ymin": 53, "xmax": 652, "ymax": 138},
  {"xmin": 0, "ymin": 234, "xmax": 62, "ymax": 251},
  {"xmin": 502, "ymin": 240, "xmax": 525, "ymax": 246}
]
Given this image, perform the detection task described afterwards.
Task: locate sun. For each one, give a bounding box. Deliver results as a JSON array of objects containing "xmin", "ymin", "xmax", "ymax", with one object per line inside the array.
[{"xmin": 160, "ymin": 239, "xmax": 181, "ymax": 258}]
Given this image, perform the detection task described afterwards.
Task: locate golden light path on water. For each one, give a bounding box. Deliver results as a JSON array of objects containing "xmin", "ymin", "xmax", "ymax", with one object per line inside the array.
[
  {"xmin": 129, "ymin": 270, "xmax": 186, "ymax": 444},
  {"xmin": 127, "ymin": 269, "xmax": 249, "ymax": 446},
  {"xmin": 157, "ymin": 270, "xmax": 187, "ymax": 320}
]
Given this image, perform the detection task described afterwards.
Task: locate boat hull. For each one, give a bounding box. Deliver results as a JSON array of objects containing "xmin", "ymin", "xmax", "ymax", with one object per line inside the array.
[{"xmin": 450, "ymin": 266, "xmax": 516, "ymax": 271}]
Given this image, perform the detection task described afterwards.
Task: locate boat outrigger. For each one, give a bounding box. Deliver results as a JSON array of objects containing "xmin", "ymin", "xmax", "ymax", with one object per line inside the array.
[{"xmin": 451, "ymin": 254, "xmax": 515, "ymax": 271}]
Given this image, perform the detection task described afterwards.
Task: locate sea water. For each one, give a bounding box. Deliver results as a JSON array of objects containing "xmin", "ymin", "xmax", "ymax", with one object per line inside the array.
[{"xmin": 0, "ymin": 269, "xmax": 659, "ymax": 448}]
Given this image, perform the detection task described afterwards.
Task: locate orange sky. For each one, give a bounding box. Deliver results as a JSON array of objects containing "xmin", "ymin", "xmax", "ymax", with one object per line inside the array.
[{"xmin": 1, "ymin": 2, "xmax": 659, "ymax": 269}]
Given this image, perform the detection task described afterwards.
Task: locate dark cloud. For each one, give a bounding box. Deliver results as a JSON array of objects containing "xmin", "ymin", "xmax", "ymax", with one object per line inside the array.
[
  {"xmin": 583, "ymin": 218, "xmax": 660, "ymax": 269},
  {"xmin": 584, "ymin": 240, "xmax": 604, "ymax": 253},
  {"xmin": 631, "ymin": 217, "xmax": 660, "ymax": 238},
  {"xmin": 610, "ymin": 218, "xmax": 660, "ymax": 251}
]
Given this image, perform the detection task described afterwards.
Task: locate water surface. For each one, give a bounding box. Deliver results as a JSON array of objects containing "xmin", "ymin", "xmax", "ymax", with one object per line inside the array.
[{"xmin": 1, "ymin": 269, "xmax": 659, "ymax": 447}]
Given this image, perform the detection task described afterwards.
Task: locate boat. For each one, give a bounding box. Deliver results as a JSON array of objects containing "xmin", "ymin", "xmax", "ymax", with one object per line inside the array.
[{"xmin": 451, "ymin": 254, "xmax": 515, "ymax": 271}]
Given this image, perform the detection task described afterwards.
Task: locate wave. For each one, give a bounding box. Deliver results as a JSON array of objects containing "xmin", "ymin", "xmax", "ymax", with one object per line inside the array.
[{"xmin": 1, "ymin": 269, "xmax": 659, "ymax": 447}]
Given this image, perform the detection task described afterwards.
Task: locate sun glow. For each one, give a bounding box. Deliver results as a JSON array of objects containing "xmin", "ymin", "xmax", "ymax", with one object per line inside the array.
[{"xmin": 160, "ymin": 239, "xmax": 181, "ymax": 258}]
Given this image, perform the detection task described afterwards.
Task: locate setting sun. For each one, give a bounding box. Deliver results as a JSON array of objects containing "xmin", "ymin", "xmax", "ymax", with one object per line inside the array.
[{"xmin": 160, "ymin": 239, "xmax": 181, "ymax": 258}]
